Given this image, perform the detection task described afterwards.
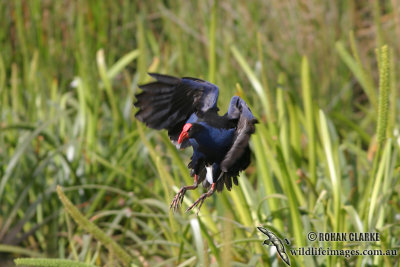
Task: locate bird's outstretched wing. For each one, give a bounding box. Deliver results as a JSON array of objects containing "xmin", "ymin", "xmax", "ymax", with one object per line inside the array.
[
  {"xmin": 220, "ymin": 96, "xmax": 257, "ymax": 172},
  {"xmin": 134, "ymin": 73, "xmax": 219, "ymax": 147}
]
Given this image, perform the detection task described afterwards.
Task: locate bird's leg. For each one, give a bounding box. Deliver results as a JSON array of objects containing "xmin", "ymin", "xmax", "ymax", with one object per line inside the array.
[
  {"xmin": 186, "ymin": 183, "xmax": 216, "ymax": 215},
  {"xmin": 170, "ymin": 175, "xmax": 199, "ymax": 212}
]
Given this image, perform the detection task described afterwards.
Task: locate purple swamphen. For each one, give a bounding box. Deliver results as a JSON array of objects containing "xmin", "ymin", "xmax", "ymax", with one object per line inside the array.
[{"xmin": 134, "ymin": 73, "xmax": 257, "ymax": 214}]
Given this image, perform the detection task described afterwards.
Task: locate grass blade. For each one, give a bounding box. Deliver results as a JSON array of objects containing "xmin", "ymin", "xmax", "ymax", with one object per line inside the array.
[{"xmin": 56, "ymin": 186, "xmax": 133, "ymax": 265}]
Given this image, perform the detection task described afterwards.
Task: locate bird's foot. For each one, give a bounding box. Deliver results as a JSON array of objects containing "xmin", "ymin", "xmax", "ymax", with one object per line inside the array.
[
  {"xmin": 170, "ymin": 177, "xmax": 198, "ymax": 212},
  {"xmin": 186, "ymin": 183, "xmax": 216, "ymax": 215},
  {"xmin": 170, "ymin": 187, "xmax": 187, "ymax": 212}
]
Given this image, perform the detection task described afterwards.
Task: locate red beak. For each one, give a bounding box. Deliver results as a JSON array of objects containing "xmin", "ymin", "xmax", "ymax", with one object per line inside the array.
[{"xmin": 178, "ymin": 123, "xmax": 192, "ymax": 144}]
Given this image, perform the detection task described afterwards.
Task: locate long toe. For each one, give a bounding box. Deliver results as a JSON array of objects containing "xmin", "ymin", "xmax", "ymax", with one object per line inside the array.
[
  {"xmin": 195, "ymin": 197, "xmax": 206, "ymax": 216},
  {"xmin": 170, "ymin": 188, "xmax": 187, "ymax": 212},
  {"xmin": 185, "ymin": 193, "xmax": 207, "ymax": 213},
  {"xmin": 185, "ymin": 183, "xmax": 215, "ymax": 214},
  {"xmin": 171, "ymin": 195, "xmax": 180, "ymax": 212},
  {"xmin": 170, "ymin": 182, "xmax": 199, "ymax": 212}
]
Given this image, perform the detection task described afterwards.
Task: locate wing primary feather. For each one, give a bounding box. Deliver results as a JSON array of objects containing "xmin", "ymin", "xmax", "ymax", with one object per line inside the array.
[
  {"xmin": 134, "ymin": 73, "xmax": 221, "ymax": 146},
  {"xmin": 220, "ymin": 96, "xmax": 257, "ymax": 172}
]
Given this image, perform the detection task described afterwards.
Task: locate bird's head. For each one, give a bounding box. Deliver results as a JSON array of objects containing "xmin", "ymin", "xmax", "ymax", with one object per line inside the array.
[{"xmin": 177, "ymin": 123, "xmax": 205, "ymax": 144}]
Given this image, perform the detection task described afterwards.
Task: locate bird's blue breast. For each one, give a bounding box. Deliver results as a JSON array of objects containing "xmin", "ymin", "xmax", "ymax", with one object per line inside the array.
[{"xmin": 189, "ymin": 122, "xmax": 235, "ymax": 162}]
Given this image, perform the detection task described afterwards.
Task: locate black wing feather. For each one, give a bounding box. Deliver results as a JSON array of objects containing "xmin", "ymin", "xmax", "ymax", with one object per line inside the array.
[
  {"xmin": 134, "ymin": 73, "xmax": 219, "ymax": 147},
  {"xmin": 220, "ymin": 96, "xmax": 257, "ymax": 172}
]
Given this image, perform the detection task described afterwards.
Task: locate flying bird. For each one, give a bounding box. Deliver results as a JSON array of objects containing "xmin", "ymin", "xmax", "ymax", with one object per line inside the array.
[
  {"xmin": 257, "ymin": 227, "xmax": 291, "ymax": 266},
  {"xmin": 134, "ymin": 73, "xmax": 257, "ymax": 213}
]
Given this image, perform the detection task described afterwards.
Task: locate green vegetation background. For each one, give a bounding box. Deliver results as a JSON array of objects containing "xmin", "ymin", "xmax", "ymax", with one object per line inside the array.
[{"xmin": 0, "ymin": 1, "xmax": 399, "ymax": 266}]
